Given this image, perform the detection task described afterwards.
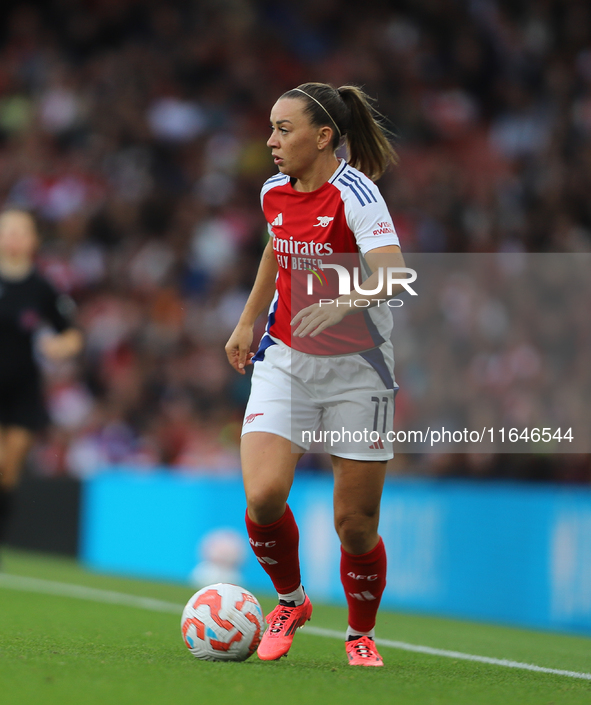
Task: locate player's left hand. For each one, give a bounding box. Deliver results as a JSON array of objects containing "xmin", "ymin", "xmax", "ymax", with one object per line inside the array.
[{"xmin": 291, "ymin": 301, "xmax": 348, "ymax": 338}]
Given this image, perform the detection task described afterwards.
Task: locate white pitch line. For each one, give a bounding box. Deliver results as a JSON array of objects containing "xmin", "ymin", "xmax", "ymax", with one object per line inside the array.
[
  {"xmin": 0, "ymin": 573, "xmax": 181, "ymax": 614},
  {"xmin": 1, "ymin": 573, "xmax": 590, "ymax": 682},
  {"xmin": 304, "ymin": 626, "xmax": 591, "ymax": 681}
]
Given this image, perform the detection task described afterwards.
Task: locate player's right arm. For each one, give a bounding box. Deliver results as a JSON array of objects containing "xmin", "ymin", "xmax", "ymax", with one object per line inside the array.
[{"xmin": 225, "ymin": 238, "xmax": 278, "ymax": 374}]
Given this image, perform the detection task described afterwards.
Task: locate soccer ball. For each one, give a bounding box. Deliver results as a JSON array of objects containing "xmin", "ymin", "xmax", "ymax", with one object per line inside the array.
[{"xmin": 181, "ymin": 583, "xmax": 264, "ymax": 661}]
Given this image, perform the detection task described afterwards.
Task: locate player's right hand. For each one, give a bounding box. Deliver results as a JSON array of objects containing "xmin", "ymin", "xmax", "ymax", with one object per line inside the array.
[{"xmin": 225, "ymin": 324, "xmax": 255, "ymax": 374}]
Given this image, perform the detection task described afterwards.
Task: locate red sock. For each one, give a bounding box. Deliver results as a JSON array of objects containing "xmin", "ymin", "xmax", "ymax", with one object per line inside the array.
[
  {"xmin": 245, "ymin": 504, "xmax": 301, "ymax": 594},
  {"xmin": 340, "ymin": 537, "xmax": 387, "ymax": 632}
]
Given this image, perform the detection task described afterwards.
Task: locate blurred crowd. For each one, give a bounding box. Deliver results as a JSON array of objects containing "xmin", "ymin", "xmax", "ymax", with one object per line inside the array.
[
  {"xmin": 389, "ymin": 253, "xmax": 591, "ymax": 483},
  {"xmin": 1, "ymin": 0, "xmax": 588, "ymax": 481}
]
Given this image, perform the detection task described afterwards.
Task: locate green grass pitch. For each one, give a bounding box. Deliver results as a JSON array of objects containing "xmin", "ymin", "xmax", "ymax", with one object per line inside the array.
[{"xmin": 0, "ymin": 550, "xmax": 590, "ymax": 705}]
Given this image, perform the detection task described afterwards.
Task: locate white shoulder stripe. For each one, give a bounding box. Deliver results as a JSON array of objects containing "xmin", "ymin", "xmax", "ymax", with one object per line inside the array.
[
  {"xmin": 329, "ymin": 161, "xmax": 349, "ymax": 183},
  {"xmin": 264, "ymin": 173, "xmax": 289, "ymax": 186},
  {"xmin": 260, "ymin": 173, "xmax": 290, "ymax": 207},
  {"xmin": 332, "ymin": 164, "xmax": 381, "ymax": 207}
]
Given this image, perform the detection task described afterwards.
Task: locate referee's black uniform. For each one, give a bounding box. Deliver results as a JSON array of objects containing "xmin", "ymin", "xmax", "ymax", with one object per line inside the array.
[{"xmin": 0, "ymin": 268, "xmax": 75, "ymax": 544}]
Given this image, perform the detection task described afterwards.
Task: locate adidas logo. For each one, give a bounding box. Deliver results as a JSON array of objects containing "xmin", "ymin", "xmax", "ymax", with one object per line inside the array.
[
  {"xmin": 369, "ymin": 438, "xmax": 384, "ymax": 450},
  {"xmin": 285, "ymin": 617, "xmax": 307, "ymax": 636},
  {"xmin": 257, "ymin": 556, "xmax": 278, "ymax": 565},
  {"xmin": 271, "ymin": 213, "xmax": 283, "ymax": 227},
  {"xmin": 348, "ymin": 591, "xmax": 376, "ymax": 602}
]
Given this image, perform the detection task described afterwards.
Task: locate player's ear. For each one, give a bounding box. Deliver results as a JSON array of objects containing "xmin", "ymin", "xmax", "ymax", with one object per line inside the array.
[{"xmin": 317, "ymin": 125, "xmax": 334, "ymax": 151}]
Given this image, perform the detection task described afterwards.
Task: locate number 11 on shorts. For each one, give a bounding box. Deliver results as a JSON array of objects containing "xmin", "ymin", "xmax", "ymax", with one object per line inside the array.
[{"xmin": 371, "ymin": 396, "xmax": 389, "ymax": 434}]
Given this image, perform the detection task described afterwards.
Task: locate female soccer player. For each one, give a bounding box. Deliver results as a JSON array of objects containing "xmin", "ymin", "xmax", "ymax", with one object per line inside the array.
[
  {"xmin": 225, "ymin": 83, "xmax": 404, "ymax": 666},
  {"xmin": 0, "ymin": 209, "xmax": 83, "ymax": 554}
]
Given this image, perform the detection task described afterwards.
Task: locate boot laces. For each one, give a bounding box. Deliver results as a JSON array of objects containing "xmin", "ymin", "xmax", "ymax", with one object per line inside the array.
[
  {"xmin": 269, "ymin": 605, "xmax": 293, "ymax": 634},
  {"xmin": 352, "ymin": 637, "xmax": 374, "ymax": 658}
]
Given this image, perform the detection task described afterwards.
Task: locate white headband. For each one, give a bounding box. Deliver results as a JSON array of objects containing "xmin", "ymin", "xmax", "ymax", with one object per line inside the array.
[{"xmin": 292, "ymin": 88, "xmax": 342, "ymax": 139}]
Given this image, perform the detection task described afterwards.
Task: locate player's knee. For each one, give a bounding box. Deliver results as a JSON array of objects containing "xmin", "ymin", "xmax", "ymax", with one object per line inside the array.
[
  {"xmin": 335, "ymin": 511, "xmax": 378, "ymax": 554},
  {"xmin": 246, "ymin": 486, "xmax": 287, "ymax": 526}
]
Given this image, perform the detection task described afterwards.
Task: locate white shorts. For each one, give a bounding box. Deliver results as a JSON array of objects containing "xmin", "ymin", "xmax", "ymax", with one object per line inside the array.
[{"xmin": 242, "ymin": 336, "xmax": 398, "ymax": 461}]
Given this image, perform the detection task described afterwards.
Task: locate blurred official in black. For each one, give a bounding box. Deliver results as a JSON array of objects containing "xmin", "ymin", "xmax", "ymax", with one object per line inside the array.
[{"xmin": 0, "ymin": 209, "xmax": 83, "ymax": 555}]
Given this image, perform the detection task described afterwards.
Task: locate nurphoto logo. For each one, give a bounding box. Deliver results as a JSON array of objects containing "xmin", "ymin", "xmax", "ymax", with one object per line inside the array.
[{"xmin": 305, "ymin": 264, "xmax": 418, "ymax": 307}]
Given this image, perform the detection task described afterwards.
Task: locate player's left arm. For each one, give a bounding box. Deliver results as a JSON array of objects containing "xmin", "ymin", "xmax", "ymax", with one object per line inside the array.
[
  {"xmin": 291, "ymin": 246, "xmax": 405, "ymax": 338},
  {"xmin": 364, "ymin": 244, "xmax": 404, "ymax": 272},
  {"xmin": 363, "ymin": 244, "xmax": 409, "ymax": 295}
]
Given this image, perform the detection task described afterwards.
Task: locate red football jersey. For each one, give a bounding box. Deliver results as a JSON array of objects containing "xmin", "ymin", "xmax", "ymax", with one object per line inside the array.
[{"xmin": 258, "ymin": 161, "xmax": 399, "ymax": 356}]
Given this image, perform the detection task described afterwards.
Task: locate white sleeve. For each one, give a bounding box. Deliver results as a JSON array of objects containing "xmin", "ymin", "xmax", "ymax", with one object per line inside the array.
[
  {"xmin": 260, "ymin": 174, "xmax": 289, "ymax": 240},
  {"xmin": 260, "ymin": 188, "xmax": 274, "ymax": 240},
  {"xmin": 343, "ymin": 181, "xmax": 400, "ymax": 255}
]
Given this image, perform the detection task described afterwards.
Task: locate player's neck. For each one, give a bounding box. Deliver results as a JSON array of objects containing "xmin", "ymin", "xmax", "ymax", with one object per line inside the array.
[
  {"xmin": 0, "ymin": 257, "xmax": 33, "ymax": 280},
  {"xmin": 292, "ymin": 155, "xmax": 340, "ymax": 193}
]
